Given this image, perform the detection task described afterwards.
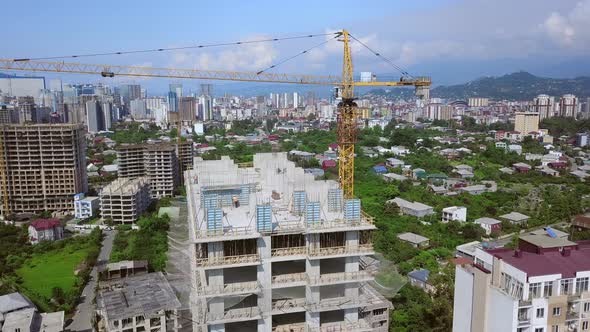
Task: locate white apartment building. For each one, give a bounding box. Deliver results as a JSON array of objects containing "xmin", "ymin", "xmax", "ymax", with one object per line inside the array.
[
  {"xmin": 186, "ymin": 153, "xmax": 391, "ymax": 332},
  {"xmin": 99, "ymin": 177, "xmax": 151, "ymax": 224},
  {"xmin": 453, "ymin": 234, "xmax": 590, "ymax": 332},
  {"xmin": 442, "ymin": 206, "xmax": 467, "ymax": 223},
  {"xmin": 74, "ymin": 193, "xmax": 99, "ymax": 219}
]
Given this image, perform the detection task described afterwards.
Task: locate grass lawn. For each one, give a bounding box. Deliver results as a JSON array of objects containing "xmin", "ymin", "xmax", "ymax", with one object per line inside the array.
[{"xmin": 16, "ymin": 244, "xmax": 91, "ymax": 298}]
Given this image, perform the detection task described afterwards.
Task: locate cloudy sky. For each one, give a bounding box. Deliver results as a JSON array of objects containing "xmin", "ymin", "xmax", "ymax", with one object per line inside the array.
[{"xmin": 3, "ymin": 0, "xmax": 590, "ymax": 91}]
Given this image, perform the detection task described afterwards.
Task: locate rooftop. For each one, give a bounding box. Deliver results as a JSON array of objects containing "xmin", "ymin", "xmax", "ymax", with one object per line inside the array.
[
  {"xmin": 489, "ymin": 241, "xmax": 590, "ymax": 278},
  {"xmin": 499, "ymin": 211, "xmax": 530, "ymax": 221},
  {"xmin": 96, "ymin": 272, "xmax": 180, "ymax": 323},
  {"xmin": 389, "ymin": 198, "xmax": 433, "ymax": 212},
  {"xmin": 408, "ymin": 269, "xmax": 430, "ymax": 283},
  {"xmin": 29, "ymin": 219, "xmax": 61, "ymax": 231},
  {"xmin": 397, "ymin": 232, "xmax": 429, "ymax": 244},
  {"xmin": 519, "ymin": 233, "xmax": 576, "ymax": 249},
  {"xmin": 101, "ymin": 177, "xmax": 150, "ymax": 195},
  {"xmin": 0, "ymin": 292, "xmax": 34, "ymax": 317},
  {"xmin": 474, "ymin": 217, "xmax": 501, "ymax": 225}
]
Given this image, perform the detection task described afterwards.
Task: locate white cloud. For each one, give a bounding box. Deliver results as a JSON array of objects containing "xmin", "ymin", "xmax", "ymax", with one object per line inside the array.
[
  {"xmin": 541, "ymin": 0, "xmax": 590, "ymax": 46},
  {"xmin": 542, "ymin": 12, "xmax": 575, "ymax": 45},
  {"xmin": 170, "ymin": 36, "xmax": 278, "ymax": 72}
]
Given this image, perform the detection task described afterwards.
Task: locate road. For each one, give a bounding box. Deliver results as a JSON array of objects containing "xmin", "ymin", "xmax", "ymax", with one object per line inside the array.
[{"xmin": 66, "ymin": 230, "xmax": 116, "ymax": 332}]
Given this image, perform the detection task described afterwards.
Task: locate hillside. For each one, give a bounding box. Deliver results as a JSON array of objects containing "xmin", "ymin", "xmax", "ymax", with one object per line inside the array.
[{"xmin": 367, "ymin": 71, "xmax": 590, "ymax": 101}]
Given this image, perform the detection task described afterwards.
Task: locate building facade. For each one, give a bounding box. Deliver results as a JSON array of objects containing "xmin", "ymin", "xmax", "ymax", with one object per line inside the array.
[
  {"xmin": 99, "ymin": 177, "xmax": 151, "ymax": 224},
  {"xmin": 28, "ymin": 219, "xmax": 64, "ymax": 244},
  {"xmin": 453, "ymin": 236, "xmax": 590, "ymax": 332},
  {"xmin": 74, "ymin": 193, "xmax": 99, "ymax": 219},
  {"xmin": 0, "ymin": 124, "xmax": 87, "ymax": 215},
  {"xmin": 187, "ymin": 153, "xmax": 391, "ymax": 332},
  {"xmin": 514, "ymin": 112, "xmax": 540, "ymax": 135},
  {"xmin": 532, "ymin": 95, "xmax": 555, "ymax": 120}
]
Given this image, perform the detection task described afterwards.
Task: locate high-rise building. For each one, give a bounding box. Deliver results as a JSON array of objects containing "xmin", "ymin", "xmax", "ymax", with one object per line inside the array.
[
  {"xmin": 178, "ymin": 97, "xmax": 196, "ymax": 123},
  {"xmin": 170, "ymin": 83, "xmax": 183, "ymax": 98},
  {"xmin": 514, "ymin": 112, "xmax": 539, "ymax": 134},
  {"xmin": 99, "ymin": 177, "xmax": 151, "ymax": 224},
  {"xmin": 119, "ymin": 84, "xmax": 141, "ymax": 105},
  {"xmin": 452, "ymin": 233, "xmax": 590, "ymax": 332},
  {"xmin": 130, "ymin": 99, "xmax": 147, "ymax": 119},
  {"xmin": 187, "ymin": 153, "xmax": 391, "ymax": 332},
  {"xmin": 0, "ymin": 75, "xmax": 46, "ymax": 104},
  {"xmin": 116, "ymin": 143, "xmax": 179, "ymax": 198},
  {"xmin": 85, "ymin": 100, "xmax": 104, "ymax": 133},
  {"xmin": 198, "ymin": 96, "xmax": 213, "ymax": 121},
  {"xmin": 0, "ymin": 124, "xmax": 87, "ymax": 215},
  {"xmin": 532, "ymin": 94, "xmax": 555, "ymax": 120},
  {"xmin": 200, "ymin": 84, "xmax": 212, "ymax": 97},
  {"xmin": 102, "ymin": 102, "xmax": 113, "ymax": 131},
  {"xmin": 558, "ymin": 94, "xmax": 578, "ymax": 118},
  {"xmin": 468, "ymin": 98, "xmax": 489, "ymax": 108},
  {"xmin": 168, "ymin": 91, "xmax": 179, "ymax": 113}
]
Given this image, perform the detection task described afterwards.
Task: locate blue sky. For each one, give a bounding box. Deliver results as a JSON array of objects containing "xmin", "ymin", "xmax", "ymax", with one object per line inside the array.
[{"xmin": 3, "ymin": 0, "xmax": 590, "ymax": 93}]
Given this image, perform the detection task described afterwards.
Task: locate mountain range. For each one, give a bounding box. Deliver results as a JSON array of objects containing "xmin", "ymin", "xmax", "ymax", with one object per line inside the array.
[{"xmin": 367, "ymin": 71, "xmax": 590, "ymax": 101}]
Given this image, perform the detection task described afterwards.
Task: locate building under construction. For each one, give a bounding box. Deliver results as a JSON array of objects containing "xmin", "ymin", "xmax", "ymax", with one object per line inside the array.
[
  {"xmin": 0, "ymin": 123, "xmax": 87, "ymax": 216},
  {"xmin": 187, "ymin": 152, "xmax": 390, "ymax": 332},
  {"xmin": 116, "ymin": 143, "xmax": 181, "ymax": 198},
  {"xmin": 99, "ymin": 177, "xmax": 151, "ymax": 224}
]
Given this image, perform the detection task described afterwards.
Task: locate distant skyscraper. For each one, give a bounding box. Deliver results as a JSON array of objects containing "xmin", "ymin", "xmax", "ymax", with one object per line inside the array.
[
  {"xmin": 293, "ymin": 92, "xmax": 299, "ymax": 108},
  {"xmin": 86, "ymin": 100, "xmax": 104, "ymax": 132},
  {"xmin": 169, "ymin": 83, "xmax": 183, "ymax": 97},
  {"xmin": 119, "ymin": 84, "xmax": 141, "ymax": 104},
  {"xmin": 532, "ymin": 94, "xmax": 555, "ymax": 120},
  {"xmin": 200, "ymin": 84, "xmax": 212, "ymax": 97},
  {"xmin": 103, "ymin": 102, "xmax": 113, "ymax": 130},
  {"xmin": 130, "ymin": 99, "xmax": 148, "ymax": 119},
  {"xmin": 558, "ymin": 94, "xmax": 578, "ymax": 118},
  {"xmin": 179, "ymin": 97, "xmax": 196, "ymax": 122}
]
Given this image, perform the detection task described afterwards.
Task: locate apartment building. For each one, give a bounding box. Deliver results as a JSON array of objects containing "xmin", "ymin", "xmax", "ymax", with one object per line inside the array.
[
  {"xmin": 442, "ymin": 206, "xmax": 467, "ymax": 223},
  {"xmin": 96, "ymin": 272, "xmax": 181, "ymax": 332},
  {"xmin": 186, "ymin": 153, "xmax": 391, "ymax": 332},
  {"xmin": 176, "ymin": 140, "xmax": 194, "ymax": 172},
  {"xmin": 0, "ymin": 124, "xmax": 87, "ymax": 215},
  {"xmin": 116, "ymin": 143, "xmax": 179, "ymax": 198},
  {"xmin": 99, "ymin": 177, "xmax": 151, "ymax": 224},
  {"xmin": 515, "ymin": 112, "xmax": 540, "ymax": 135},
  {"xmin": 452, "ymin": 232, "xmax": 590, "ymax": 332}
]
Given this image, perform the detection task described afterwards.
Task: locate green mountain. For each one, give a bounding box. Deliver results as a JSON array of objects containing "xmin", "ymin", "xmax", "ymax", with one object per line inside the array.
[{"xmin": 367, "ymin": 71, "xmax": 590, "ymax": 101}]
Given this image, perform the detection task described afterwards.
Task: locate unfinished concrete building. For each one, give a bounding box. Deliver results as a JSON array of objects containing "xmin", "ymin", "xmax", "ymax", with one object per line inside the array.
[
  {"xmin": 116, "ymin": 143, "xmax": 179, "ymax": 198},
  {"xmin": 186, "ymin": 153, "xmax": 391, "ymax": 332},
  {"xmin": 176, "ymin": 140, "xmax": 194, "ymax": 172},
  {"xmin": 0, "ymin": 124, "xmax": 87, "ymax": 215},
  {"xmin": 99, "ymin": 177, "xmax": 151, "ymax": 224}
]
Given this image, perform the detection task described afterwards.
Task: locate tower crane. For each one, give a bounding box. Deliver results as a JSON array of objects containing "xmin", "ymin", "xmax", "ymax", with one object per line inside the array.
[{"xmin": 0, "ymin": 29, "xmax": 431, "ymax": 202}]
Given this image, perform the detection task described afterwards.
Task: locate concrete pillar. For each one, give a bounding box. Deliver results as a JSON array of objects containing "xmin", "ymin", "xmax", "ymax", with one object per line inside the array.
[
  {"xmin": 344, "ymin": 308, "xmax": 358, "ymax": 323},
  {"xmin": 258, "ymin": 236, "xmax": 272, "ymax": 332},
  {"xmin": 306, "ymin": 311, "xmax": 321, "ymax": 330},
  {"xmin": 306, "ymin": 233, "xmax": 321, "ymax": 329}
]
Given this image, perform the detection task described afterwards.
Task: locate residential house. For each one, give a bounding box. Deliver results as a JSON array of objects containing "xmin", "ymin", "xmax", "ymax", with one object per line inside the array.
[
  {"xmin": 372, "ymin": 165, "xmax": 388, "ymax": 174},
  {"xmin": 386, "ymin": 158, "xmax": 404, "ymax": 168},
  {"xmin": 428, "ymin": 184, "xmax": 448, "ymax": 195},
  {"xmin": 442, "ymin": 206, "xmax": 467, "ymax": 223},
  {"xmin": 321, "ymin": 159, "xmax": 336, "ymax": 170},
  {"xmin": 412, "ymin": 168, "xmax": 426, "ymax": 180},
  {"xmin": 458, "ymin": 184, "xmax": 487, "ymax": 195},
  {"xmin": 0, "ymin": 293, "xmax": 35, "ymax": 327},
  {"xmin": 570, "ymin": 170, "xmax": 590, "ymax": 180},
  {"xmin": 539, "ymin": 167, "xmax": 559, "ymax": 177},
  {"xmin": 2, "ymin": 308, "xmax": 64, "ymax": 332},
  {"xmin": 304, "ymin": 168, "xmax": 325, "ymax": 178},
  {"xmin": 454, "ymin": 168, "xmax": 474, "ymax": 179},
  {"xmin": 407, "ymin": 269, "xmax": 435, "ymax": 293},
  {"xmin": 499, "ymin": 211, "xmax": 530, "ymax": 225},
  {"xmin": 391, "ymin": 146, "xmax": 410, "ymax": 156},
  {"xmin": 28, "ymin": 219, "xmax": 63, "ymax": 244},
  {"xmin": 361, "ymin": 147, "xmax": 378, "ymax": 158},
  {"xmin": 383, "ymin": 173, "xmax": 408, "ymax": 182},
  {"xmin": 74, "ymin": 193, "xmax": 99, "ymax": 220},
  {"xmin": 512, "ymin": 162, "xmax": 532, "ymax": 174},
  {"xmin": 388, "ymin": 198, "xmax": 434, "ymax": 217},
  {"xmin": 474, "ymin": 217, "xmax": 502, "ymax": 235},
  {"xmin": 572, "ymin": 215, "xmax": 590, "ymax": 231},
  {"xmin": 507, "ymin": 144, "xmax": 522, "ymax": 155},
  {"xmin": 98, "ymin": 260, "xmax": 148, "ymax": 281},
  {"xmin": 397, "ymin": 232, "xmax": 430, "ymax": 248},
  {"xmin": 495, "ymin": 142, "xmax": 507, "ymax": 149},
  {"xmin": 498, "ymin": 167, "xmax": 514, "ymax": 175},
  {"xmin": 323, "ymin": 150, "xmax": 337, "ymax": 160}
]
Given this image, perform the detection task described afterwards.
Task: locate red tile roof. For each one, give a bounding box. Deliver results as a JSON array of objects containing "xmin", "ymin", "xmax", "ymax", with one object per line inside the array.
[
  {"xmin": 489, "ymin": 242, "xmax": 590, "ymax": 278},
  {"xmin": 30, "ymin": 219, "xmax": 61, "ymax": 231}
]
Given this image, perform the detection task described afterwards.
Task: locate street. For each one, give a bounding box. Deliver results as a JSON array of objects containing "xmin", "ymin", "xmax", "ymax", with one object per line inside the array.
[{"xmin": 66, "ymin": 230, "xmax": 116, "ymax": 332}]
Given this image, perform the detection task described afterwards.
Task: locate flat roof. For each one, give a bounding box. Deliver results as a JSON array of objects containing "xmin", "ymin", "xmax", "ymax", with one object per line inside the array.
[
  {"xmin": 490, "ymin": 242, "xmax": 590, "ymax": 278},
  {"xmin": 519, "ymin": 233, "xmax": 576, "ymax": 248},
  {"xmin": 96, "ymin": 272, "xmax": 180, "ymax": 322},
  {"xmin": 500, "ymin": 212, "xmax": 530, "ymax": 221},
  {"xmin": 474, "ymin": 217, "xmax": 501, "ymax": 225},
  {"xmin": 390, "ymin": 198, "xmax": 433, "ymax": 212},
  {"xmin": 397, "ymin": 232, "xmax": 429, "ymax": 244}
]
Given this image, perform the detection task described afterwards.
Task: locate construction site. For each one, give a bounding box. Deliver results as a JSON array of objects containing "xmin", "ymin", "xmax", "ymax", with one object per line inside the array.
[{"xmin": 186, "ymin": 152, "xmax": 391, "ymax": 332}]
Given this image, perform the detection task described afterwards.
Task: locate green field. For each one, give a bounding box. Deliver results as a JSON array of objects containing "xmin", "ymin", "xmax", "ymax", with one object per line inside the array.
[{"xmin": 16, "ymin": 243, "xmax": 91, "ymax": 298}]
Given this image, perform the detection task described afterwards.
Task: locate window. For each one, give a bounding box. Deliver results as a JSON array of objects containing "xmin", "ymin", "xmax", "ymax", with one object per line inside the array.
[
  {"xmin": 577, "ymin": 277, "xmax": 590, "ymax": 294},
  {"xmin": 552, "ymin": 326, "xmax": 559, "ymax": 332},
  {"xmin": 529, "ymin": 282, "xmax": 542, "ymax": 299},
  {"xmin": 585, "ymin": 303, "xmax": 590, "ymax": 312},
  {"xmin": 583, "ymin": 321, "xmax": 589, "ymax": 331},
  {"xmin": 535, "ymin": 328, "xmax": 544, "ymax": 332},
  {"xmin": 15, "ymin": 329, "xmax": 21, "ymax": 332},
  {"xmin": 553, "ymin": 307, "xmax": 561, "ymax": 316},
  {"xmin": 536, "ymin": 308, "xmax": 545, "ymax": 318},
  {"xmin": 544, "ymin": 281, "xmax": 554, "ymax": 297},
  {"xmin": 561, "ymin": 279, "xmax": 574, "ymax": 295}
]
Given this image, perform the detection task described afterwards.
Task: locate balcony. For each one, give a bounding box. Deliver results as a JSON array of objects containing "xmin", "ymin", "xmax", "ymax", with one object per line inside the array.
[
  {"xmin": 306, "ymin": 212, "xmax": 375, "ymax": 233},
  {"xmin": 271, "ymin": 246, "xmax": 307, "ymax": 258},
  {"xmin": 272, "ymin": 272, "xmax": 307, "ymax": 287},
  {"xmin": 271, "ymin": 298, "xmax": 307, "ymax": 314},
  {"xmin": 198, "ymin": 281, "xmax": 260, "ymax": 297},
  {"xmin": 194, "ymin": 226, "xmax": 259, "ymax": 242},
  {"xmin": 308, "ymin": 271, "xmax": 372, "ymax": 286},
  {"xmin": 308, "ymin": 244, "xmax": 374, "ymax": 258},
  {"xmin": 307, "ymin": 319, "xmax": 372, "ymax": 332},
  {"xmin": 206, "ymin": 306, "xmax": 262, "ymax": 324},
  {"xmin": 195, "ymin": 254, "xmax": 260, "ymax": 268},
  {"xmin": 308, "ymin": 296, "xmax": 360, "ymax": 312}
]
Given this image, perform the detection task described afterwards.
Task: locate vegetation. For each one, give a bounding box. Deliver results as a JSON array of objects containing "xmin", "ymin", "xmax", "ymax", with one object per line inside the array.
[
  {"xmin": 1, "ymin": 228, "xmax": 102, "ymax": 313},
  {"xmin": 110, "ymin": 213, "xmax": 170, "ymax": 271},
  {"xmin": 109, "ymin": 122, "xmax": 162, "ymax": 144}
]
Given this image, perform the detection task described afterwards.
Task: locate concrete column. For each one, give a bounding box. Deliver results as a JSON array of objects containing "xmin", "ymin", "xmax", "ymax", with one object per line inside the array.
[
  {"xmin": 258, "ymin": 236, "xmax": 272, "ymax": 332},
  {"xmin": 306, "ymin": 233, "xmax": 321, "ymax": 330},
  {"xmin": 306, "ymin": 311, "xmax": 321, "ymax": 330},
  {"xmin": 345, "ymin": 231, "xmax": 359, "ymax": 324}
]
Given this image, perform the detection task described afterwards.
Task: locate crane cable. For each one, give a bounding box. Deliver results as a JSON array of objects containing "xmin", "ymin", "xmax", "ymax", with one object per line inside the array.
[
  {"xmin": 255, "ymin": 34, "xmax": 340, "ymax": 75},
  {"xmin": 348, "ymin": 33, "xmax": 414, "ymax": 79},
  {"xmin": 12, "ymin": 32, "xmax": 339, "ymax": 62}
]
